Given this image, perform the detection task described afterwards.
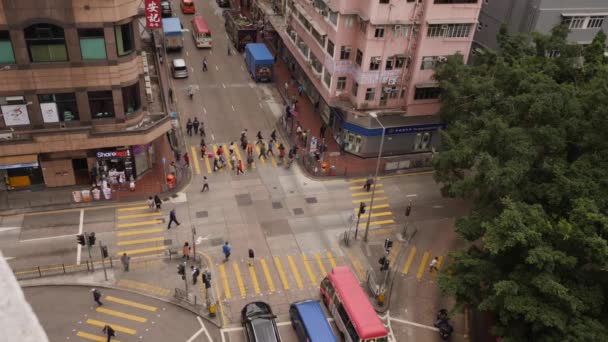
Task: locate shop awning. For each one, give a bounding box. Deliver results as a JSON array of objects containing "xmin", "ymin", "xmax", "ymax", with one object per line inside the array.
[
  {"xmin": 0, "ymin": 154, "xmax": 39, "ymax": 169},
  {"xmin": 415, "ymin": 83, "xmax": 439, "ymax": 88},
  {"xmin": 426, "ymin": 18, "xmax": 477, "ymax": 25}
]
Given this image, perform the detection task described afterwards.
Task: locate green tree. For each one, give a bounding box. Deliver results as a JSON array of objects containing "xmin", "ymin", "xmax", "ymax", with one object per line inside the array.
[{"xmin": 434, "ymin": 27, "xmax": 608, "ymax": 341}]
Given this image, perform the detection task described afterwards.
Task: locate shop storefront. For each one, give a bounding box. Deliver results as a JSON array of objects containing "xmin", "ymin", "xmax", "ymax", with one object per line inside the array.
[
  {"xmin": 93, "ymin": 148, "xmax": 134, "ymax": 185},
  {"xmin": 0, "ymin": 155, "xmax": 44, "ymax": 190},
  {"xmin": 132, "ymin": 144, "xmax": 155, "ymax": 177}
]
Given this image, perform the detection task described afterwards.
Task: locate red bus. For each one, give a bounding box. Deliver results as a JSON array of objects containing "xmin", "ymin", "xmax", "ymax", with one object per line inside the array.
[
  {"xmin": 320, "ymin": 266, "xmax": 388, "ymax": 342},
  {"xmin": 191, "ymin": 16, "xmax": 212, "ymax": 48}
]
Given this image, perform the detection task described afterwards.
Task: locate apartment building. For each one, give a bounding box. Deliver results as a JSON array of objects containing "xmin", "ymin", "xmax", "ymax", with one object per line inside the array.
[
  {"xmin": 259, "ymin": 0, "xmax": 481, "ymax": 159},
  {"xmin": 0, "ymin": 0, "xmax": 172, "ymax": 190},
  {"xmin": 473, "ymin": 0, "xmax": 608, "ymax": 53}
]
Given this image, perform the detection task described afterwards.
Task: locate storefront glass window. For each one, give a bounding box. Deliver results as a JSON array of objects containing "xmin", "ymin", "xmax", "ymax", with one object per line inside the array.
[
  {"xmin": 122, "ymin": 83, "xmax": 140, "ymax": 115},
  {"xmin": 39, "ymin": 93, "xmax": 79, "ymax": 122},
  {"xmin": 114, "ymin": 22, "xmax": 134, "ymax": 56},
  {"xmin": 79, "ymin": 28, "xmax": 107, "ymax": 60},
  {"xmin": 88, "ymin": 91, "xmax": 114, "ymax": 119},
  {"xmin": 24, "ymin": 24, "xmax": 68, "ymax": 62},
  {"xmin": 0, "ymin": 31, "xmax": 15, "ymax": 64},
  {"xmin": 414, "ymin": 132, "xmax": 432, "ymax": 150}
]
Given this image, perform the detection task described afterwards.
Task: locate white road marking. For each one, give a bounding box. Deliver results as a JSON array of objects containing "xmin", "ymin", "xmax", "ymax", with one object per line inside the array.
[
  {"xmin": 77, "ymin": 209, "xmax": 84, "ymax": 265},
  {"xmin": 215, "ymin": 65, "xmax": 219, "ymax": 71},
  {"xmin": 389, "ymin": 316, "xmax": 439, "ymax": 332},
  {"xmin": 186, "ymin": 51, "xmax": 189, "ymax": 57},
  {"xmin": 258, "ymin": 103, "xmax": 263, "ymax": 109},
  {"xmin": 240, "ymin": 65, "xmax": 244, "ymax": 70},
  {"xmin": 190, "ymin": 66, "xmax": 194, "ymax": 72},
  {"xmin": 210, "ymin": 50, "xmax": 213, "ymax": 55},
  {"xmin": 4, "ymin": 256, "xmax": 15, "ymax": 261},
  {"xmin": 0, "ymin": 227, "xmax": 20, "ymax": 233},
  {"xmin": 406, "ymin": 194, "xmax": 417, "ymax": 197},
  {"xmin": 20, "ymin": 234, "xmax": 77, "ymax": 242},
  {"xmin": 203, "ymin": 107, "xmax": 207, "ymax": 114},
  {"xmin": 231, "ymin": 105, "xmax": 235, "ymax": 111},
  {"xmin": 187, "ymin": 316, "xmax": 212, "ymax": 342},
  {"xmin": 432, "ymin": 205, "xmax": 444, "ymax": 209},
  {"xmin": 211, "ymin": 134, "xmax": 215, "ymax": 141},
  {"xmin": 222, "ymin": 83, "xmax": 226, "ymax": 88}
]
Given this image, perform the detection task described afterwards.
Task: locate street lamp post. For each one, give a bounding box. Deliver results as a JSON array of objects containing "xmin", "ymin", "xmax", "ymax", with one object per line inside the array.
[{"xmin": 364, "ymin": 112, "xmax": 385, "ymax": 242}]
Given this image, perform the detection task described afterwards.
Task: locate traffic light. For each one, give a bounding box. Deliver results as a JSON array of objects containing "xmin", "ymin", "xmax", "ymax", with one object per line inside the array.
[
  {"xmin": 378, "ymin": 256, "xmax": 387, "ymax": 266},
  {"xmin": 87, "ymin": 232, "xmax": 96, "ymax": 246},
  {"xmin": 358, "ymin": 202, "xmax": 366, "ymax": 216},
  {"xmin": 76, "ymin": 234, "xmax": 86, "ymax": 246},
  {"xmin": 101, "ymin": 245, "xmax": 109, "ymax": 259},
  {"xmin": 384, "ymin": 238, "xmax": 393, "ymax": 253},
  {"xmin": 177, "ymin": 263, "xmax": 185, "ymax": 276},
  {"xmin": 381, "ymin": 258, "xmax": 390, "ymax": 271}
]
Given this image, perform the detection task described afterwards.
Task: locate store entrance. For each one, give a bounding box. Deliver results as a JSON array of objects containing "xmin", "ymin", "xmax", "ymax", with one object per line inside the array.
[{"xmin": 72, "ymin": 158, "xmax": 90, "ymax": 185}]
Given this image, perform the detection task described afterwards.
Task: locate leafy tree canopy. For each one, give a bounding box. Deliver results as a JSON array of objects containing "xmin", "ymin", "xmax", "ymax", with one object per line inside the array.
[{"xmin": 434, "ymin": 26, "xmax": 608, "ymax": 341}]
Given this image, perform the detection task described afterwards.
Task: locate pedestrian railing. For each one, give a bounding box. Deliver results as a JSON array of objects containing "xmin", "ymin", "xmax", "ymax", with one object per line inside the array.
[{"xmin": 13, "ymin": 258, "xmax": 114, "ymax": 281}]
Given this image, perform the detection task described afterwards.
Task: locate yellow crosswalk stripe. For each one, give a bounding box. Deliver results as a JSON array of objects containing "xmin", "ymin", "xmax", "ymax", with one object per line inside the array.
[
  {"xmin": 105, "ymin": 296, "xmax": 157, "ymax": 312},
  {"xmin": 212, "ymin": 145, "xmax": 223, "ymax": 173},
  {"xmin": 233, "ymin": 263, "xmax": 246, "ymax": 297},
  {"xmin": 96, "ymin": 307, "xmax": 147, "ymax": 323},
  {"xmin": 301, "ymin": 254, "xmax": 318, "ymax": 286},
  {"xmin": 352, "ymin": 197, "xmax": 389, "ymax": 204},
  {"xmin": 77, "ymin": 331, "xmax": 121, "ymax": 342},
  {"xmin": 432, "ymin": 255, "xmax": 444, "ymax": 281},
  {"xmin": 349, "ymin": 177, "xmax": 382, "ymax": 183},
  {"xmin": 191, "ymin": 145, "xmax": 201, "ymax": 175},
  {"xmin": 233, "ymin": 142, "xmax": 243, "ymax": 163},
  {"xmin": 416, "ymin": 251, "xmax": 430, "ymax": 280},
  {"xmin": 202, "ymin": 147, "xmax": 211, "ymax": 174},
  {"xmin": 116, "ymin": 279, "xmax": 170, "ymax": 297},
  {"xmin": 117, "ymin": 212, "xmax": 161, "ymax": 220},
  {"xmin": 266, "ymin": 142, "xmax": 278, "ymax": 167},
  {"xmin": 351, "ymin": 190, "xmax": 385, "ymax": 197},
  {"xmin": 273, "ymin": 256, "xmax": 290, "ymax": 290},
  {"xmin": 260, "ymin": 258, "xmax": 276, "ymax": 292},
  {"xmin": 248, "ymin": 263, "xmax": 261, "ymax": 295},
  {"xmin": 403, "ymin": 247, "xmax": 417, "ymax": 275},
  {"xmin": 219, "ymin": 264, "xmax": 231, "ymax": 300},
  {"xmin": 117, "ymin": 228, "xmax": 163, "ymax": 237},
  {"xmin": 360, "ymin": 211, "xmax": 393, "ymax": 219},
  {"xmin": 223, "ymin": 144, "xmax": 234, "ymax": 170},
  {"xmin": 368, "ymin": 219, "xmax": 395, "ymax": 226},
  {"xmin": 349, "ymin": 184, "xmax": 383, "ymax": 190},
  {"xmin": 116, "ymin": 246, "xmax": 167, "ymax": 256},
  {"xmin": 86, "ymin": 319, "xmax": 136, "ymax": 335},
  {"xmin": 326, "ymin": 251, "xmax": 337, "ymax": 269},
  {"xmin": 353, "ymin": 203, "xmax": 390, "ymax": 212},
  {"xmin": 117, "ymin": 205, "xmax": 149, "ymax": 212},
  {"xmin": 117, "ymin": 220, "xmax": 162, "ymax": 228},
  {"xmin": 313, "ymin": 253, "xmax": 328, "ymax": 277},
  {"xmin": 287, "ymin": 255, "xmax": 304, "ymax": 289},
  {"xmin": 117, "ymin": 237, "xmax": 165, "ymax": 246},
  {"xmin": 388, "ymin": 242, "xmax": 402, "ymax": 264}
]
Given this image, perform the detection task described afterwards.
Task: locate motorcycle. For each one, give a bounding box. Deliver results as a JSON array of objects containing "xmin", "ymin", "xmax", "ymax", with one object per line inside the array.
[{"xmin": 433, "ymin": 309, "xmax": 453, "ymax": 340}]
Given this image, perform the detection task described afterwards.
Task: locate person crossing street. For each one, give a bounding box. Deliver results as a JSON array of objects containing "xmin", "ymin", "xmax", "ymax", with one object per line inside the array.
[
  {"xmin": 91, "ymin": 288, "xmax": 103, "ymax": 306},
  {"xmin": 222, "ymin": 241, "xmax": 231, "ymax": 261},
  {"xmin": 167, "ymin": 208, "xmax": 180, "ymax": 229}
]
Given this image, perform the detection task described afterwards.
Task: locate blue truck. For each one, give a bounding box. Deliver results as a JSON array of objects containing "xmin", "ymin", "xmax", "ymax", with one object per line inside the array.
[
  {"xmin": 162, "ymin": 18, "xmax": 183, "ymax": 51},
  {"xmin": 244, "ymin": 43, "xmax": 274, "ymax": 82}
]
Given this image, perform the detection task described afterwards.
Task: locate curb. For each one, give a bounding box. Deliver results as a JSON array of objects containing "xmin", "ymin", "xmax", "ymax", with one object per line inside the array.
[{"xmin": 21, "ymin": 282, "xmax": 221, "ymax": 328}]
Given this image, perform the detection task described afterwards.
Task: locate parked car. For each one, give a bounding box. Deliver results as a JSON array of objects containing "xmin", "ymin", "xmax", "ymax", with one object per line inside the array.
[
  {"xmin": 161, "ymin": 1, "xmax": 172, "ymax": 17},
  {"xmin": 216, "ymin": 0, "xmax": 230, "ymax": 8},
  {"xmin": 241, "ymin": 302, "xmax": 281, "ymax": 342},
  {"xmin": 171, "ymin": 59, "xmax": 188, "ymax": 78}
]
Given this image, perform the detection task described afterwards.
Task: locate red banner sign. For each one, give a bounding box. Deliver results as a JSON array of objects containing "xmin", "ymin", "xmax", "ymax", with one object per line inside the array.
[{"xmin": 145, "ymin": 0, "xmax": 162, "ymax": 29}]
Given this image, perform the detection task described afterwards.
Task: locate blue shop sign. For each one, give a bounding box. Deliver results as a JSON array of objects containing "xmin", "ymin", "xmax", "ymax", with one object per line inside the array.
[
  {"xmin": 0, "ymin": 162, "xmax": 39, "ymax": 170},
  {"xmin": 342, "ymin": 121, "xmax": 446, "ymax": 137}
]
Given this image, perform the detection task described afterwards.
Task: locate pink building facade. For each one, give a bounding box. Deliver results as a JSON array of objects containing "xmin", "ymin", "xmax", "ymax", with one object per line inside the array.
[{"xmin": 258, "ymin": 0, "xmax": 481, "ymax": 159}]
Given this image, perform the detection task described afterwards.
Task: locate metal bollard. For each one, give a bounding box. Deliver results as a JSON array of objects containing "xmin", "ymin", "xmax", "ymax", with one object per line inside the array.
[
  {"xmin": 62, "ymin": 264, "xmax": 66, "ymax": 274},
  {"xmin": 37, "ymin": 266, "xmax": 42, "ymax": 277}
]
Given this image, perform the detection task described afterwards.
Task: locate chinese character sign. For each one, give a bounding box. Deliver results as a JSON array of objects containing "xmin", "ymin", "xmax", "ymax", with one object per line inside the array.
[{"xmin": 145, "ymin": 0, "xmax": 161, "ymax": 29}]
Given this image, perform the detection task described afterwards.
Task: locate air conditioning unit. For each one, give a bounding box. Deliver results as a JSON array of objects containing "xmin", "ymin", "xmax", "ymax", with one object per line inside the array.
[
  {"xmin": 388, "ymin": 78, "xmax": 397, "ymax": 85},
  {"xmin": 394, "ymin": 25, "xmax": 402, "ymax": 31},
  {"xmin": 438, "ymin": 56, "xmax": 448, "ymax": 62},
  {"xmin": 383, "ymin": 87, "xmax": 393, "ymax": 93}
]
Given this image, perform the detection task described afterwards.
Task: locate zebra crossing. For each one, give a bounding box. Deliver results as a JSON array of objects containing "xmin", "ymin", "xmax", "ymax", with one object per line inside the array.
[{"xmin": 114, "ymin": 204, "xmax": 168, "ymax": 258}]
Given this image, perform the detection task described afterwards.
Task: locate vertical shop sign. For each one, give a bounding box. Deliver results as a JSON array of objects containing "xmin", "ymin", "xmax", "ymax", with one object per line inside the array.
[
  {"xmin": 145, "ymin": 0, "xmax": 162, "ymax": 29},
  {"xmin": 1, "ymin": 104, "xmax": 30, "ymax": 126}
]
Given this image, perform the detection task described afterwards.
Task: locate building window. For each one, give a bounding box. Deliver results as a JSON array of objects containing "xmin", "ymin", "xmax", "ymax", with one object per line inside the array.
[
  {"xmin": 311, "ymin": 54, "xmax": 323, "ymax": 73},
  {"xmin": 24, "ymin": 24, "xmax": 68, "ymax": 62},
  {"xmin": 88, "ymin": 91, "xmax": 115, "ymax": 118},
  {"xmin": 327, "ymin": 39, "xmax": 335, "ymax": 57},
  {"xmin": 329, "ymin": 12, "xmax": 338, "ymax": 26},
  {"xmin": 385, "ymin": 57, "xmax": 394, "ymax": 70},
  {"xmin": 343, "ymin": 16, "xmax": 354, "ymax": 28},
  {"xmin": 337, "ymin": 77, "xmax": 347, "ymax": 90},
  {"xmin": 365, "ymin": 88, "xmax": 376, "ymax": 101},
  {"xmin": 323, "ymin": 69, "xmax": 332, "ymax": 88},
  {"xmin": 340, "ymin": 46, "xmax": 351, "ymax": 60},
  {"xmin": 414, "ymin": 87, "xmax": 441, "ymax": 100},
  {"xmin": 421, "ymin": 56, "xmax": 445, "ymax": 70},
  {"xmin": 359, "ymin": 20, "xmax": 367, "ymax": 33},
  {"xmin": 311, "ymin": 28, "xmax": 325, "ymax": 47},
  {"xmin": 369, "ymin": 56, "xmax": 381, "ymax": 70},
  {"xmin": 0, "ymin": 31, "xmax": 15, "ymax": 64},
  {"xmin": 434, "ymin": 0, "xmax": 477, "ymax": 3},
  {"xmin": 374, "ymin": 26, "xmax": 385, "ymax": 38},
  {"xmin": 388, "ymin": 86, "xmax": 399, "ymax": 99},
  {"xmin": 352, "ymin": 82, "xmax": 359, "ymax": 96},
  {"xmin": 356, "ymin": 49, "xmax": 363, "ymax": 66},
  {"xmin": 563, "ymin": 16, "xmax": 585, "ymax": 29},
  {"xmin": 122, "ymin": 83, "xmax": 140, "ymax": 115},
  {"xmin": 393, "ymin": 25, "xmax": 409, "ymax": 38},
  {"xmin": 395, "ymin": 55, "xmax": 406, "ymax": 68},
  {"xmin": 587, "ymin": 16, "xmax": 605, "ymax": 28},
  {"xmin": 380, "ymin": 0, "xmax": 390, "ymax": 3},
  {"xmin": 38, "ymin": 93, "xmax": 79, "ymax": 122},
  {"xmin": 79, "ymin": 28, "xmax": 106, "ymax": 60},
  {"xmin": 427, "ymin": 24, "xmax": 471, "ymax": 38},
  {"xmin": 413, "ymin": 132, "xmax": 432, "ymax": 150},
  {"xmin": 114, "ymin": 22, "xmax": 134, "ymax": 56}
]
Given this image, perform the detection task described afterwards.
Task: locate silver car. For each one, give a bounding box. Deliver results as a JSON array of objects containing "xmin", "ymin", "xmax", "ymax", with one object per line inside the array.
[{"xmin": 172, "ymin": 58, "xmax": 188, "ymax": 78}]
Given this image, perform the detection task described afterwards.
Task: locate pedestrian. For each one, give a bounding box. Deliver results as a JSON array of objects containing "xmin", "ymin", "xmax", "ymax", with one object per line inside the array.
[
  {"xmin": 168, "ymin": 88, "xmax": 173, "ymax": 104},
  {"xmin": 191, "ymin": 265, "xmax": 200, "ymax": 284},
  {"xmin": 248, "ymin": 248, "xmax": 255, "ymax": 266},
  {"xmin": 247, "ymin": 154, "xmax": 254, "ymax": 168},
  {"xmin": 364, "ymin": 175, "xmax": 373, "ymax": 192},
  {"xmin": 284, "ymin": 81, "xmax": 289, "ymax": 95},
  {"xmin": 256, "ymin": 131, "xmax": 263, "ymax": 141},
  {"xmin": 186, "ymin": 118, "xmax": 193, "ymax": 136},
  {"xmin": 298, "ymin": 84, "xmax": 304, "ymax": 96},
  {"xmin": 222, "ymin": 241, "xmax": 231, "ymax": 261},
  {"xmin": 169, "ymin": 161, "xmax": 177, "ymax": 175},
  {"xmin": 267, "ymin": 140, "xmax": 275, "ymax": 156},
  {"xmin": 147, "ymin": 196, "xmax": 155, "ymax": 210},
  {"xmin": 200, "ymin": 143, "xmax": 207, "ymax": 156},
  {"xmin": 296, "ymin": 124, "xmax": 302, "ymax": 140},
  {"xmin": 154, "ymin": 194, "xmax": 162, "ymax": 211},
  {"xmin": 231, "ymin": 153, "xmax": 237, "ymax": 170},
  {"xmin": 216, "ymin": 145, "xmax": 224, "ymax": 157},
  {"xmin": 91, "ymin": 288, "xmax": 103, "ymax": 306},
  {"xmin": 246, "ymin": 142, "xmax": 253, "ymax": 157},
  {"xmin": 102, "ymin": 325, "xmax": 115, "ymax": 342},
  {"xmin": 199, "ymin": 121, "xmax": 206, "ymax": 137},
  {"xmin": 219, "ymin": 153, "xmax": 227, "ymax": 168},
  {"xmin": 237, "ymin": 160, "xmax": 244, "ymax": 175},
  {"xmin": 167, "ymin": 208, "xmax": 180, "ymax": 229},
  {"xmin": 270, "ymin": 129, "xmax": 277, "ymax": 142},
  {"xmin": 278, "ymin": 143, "xmax": 286, "ymax": 163},
  {"xmin": 227, "ymin": 45, "xmax": 231, "ymax": 55},
  {"xmin": 302, "ymin": 130, "xmax": 308, "ymax": 146},
  {"xmin": 184, "ymin": 152, "xmax": 190, "ymax": 168},
  {"xmin": 182, "ymin": 242, "xmax": 191, "ymax": 260},
  {"xmin": 241, "ymin": 128, "xmax": 248, "ymax": 139},
  {"xmin": 202, "ymin": 58, "xmax": 208, "ymax": 71},
  {"xmin": 193, "ymin": 117, "xmax": 200, "ymax": 134},
  {"xmin": 229, "ymin": 141, "xmax": 235, "ymax": 155},
  {"xmin": 241, "ymin": 135, "xmax": 248, "ymax": 150},
  {"xmin": 259, "ymin": 143, "xmax": 267, "ymax": 160},
  {"xmin": 429, "ymin": 257, "xmax": 439, "ymax": 272},
  {"xmin": 201, "ymin": 176, "xmax": 209, "ymax": 192},
  {"xmin": 320, "ymin": 123, "xmax": 327, "ymax": 139},
  {"xmin": 120, "ymin": 253, "xmax": 130, "ymax": 272},
  {"xmin": 213, "ymin": 157, "xmax": 220, "ymax": 172}
]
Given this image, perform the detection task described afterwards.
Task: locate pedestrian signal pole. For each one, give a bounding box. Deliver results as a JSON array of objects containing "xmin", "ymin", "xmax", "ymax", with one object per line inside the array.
[
  {"xmin": 354, "ymin": 202, "xmax": 365, "ymax": 240},
  {"xmin": 99, "ymin": 242, "xmax": 108, "ymax": 281}
]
